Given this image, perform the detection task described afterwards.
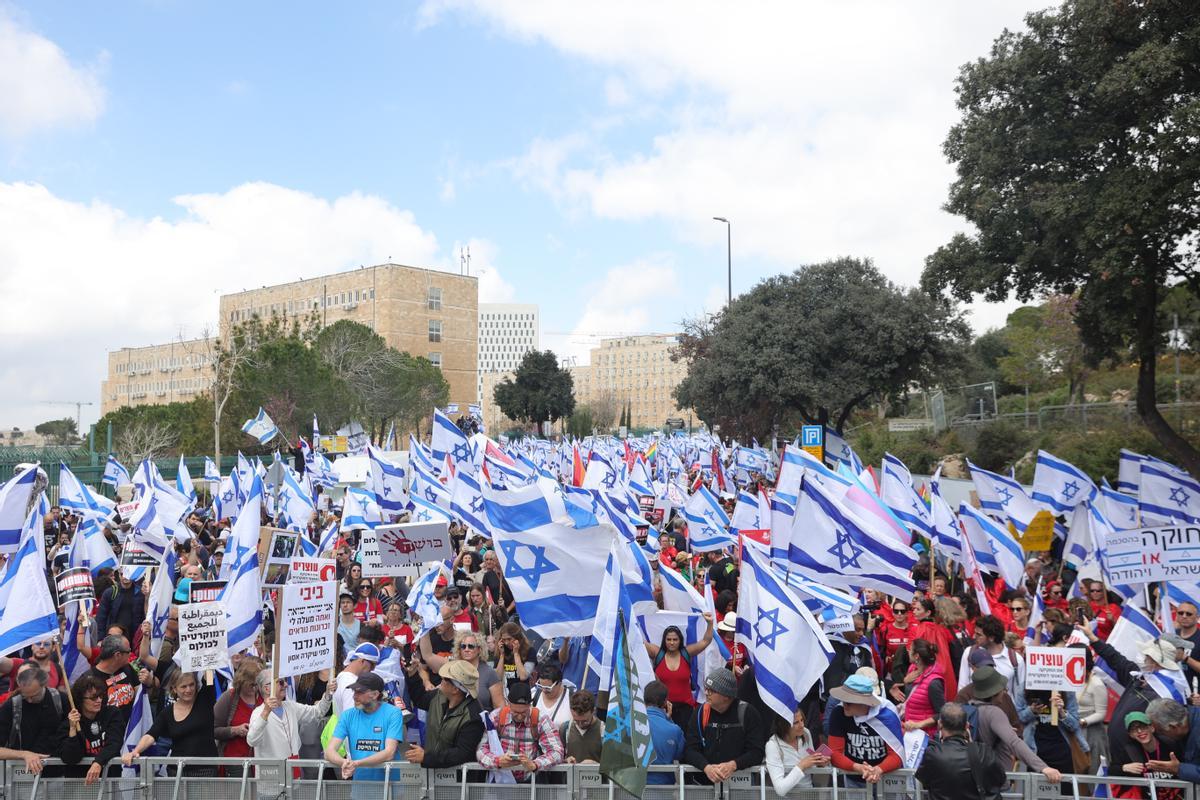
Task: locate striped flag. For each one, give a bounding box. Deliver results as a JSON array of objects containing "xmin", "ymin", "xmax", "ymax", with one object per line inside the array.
[{"xmin": 599, "ymin": 609, "xmax": 655, "ymax": 799}]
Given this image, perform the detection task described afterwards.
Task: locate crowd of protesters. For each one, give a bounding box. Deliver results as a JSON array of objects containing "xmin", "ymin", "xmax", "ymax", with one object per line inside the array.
[{"xmin": 4, "ymin": 458, "xmax": 1200, "ymax": 800}]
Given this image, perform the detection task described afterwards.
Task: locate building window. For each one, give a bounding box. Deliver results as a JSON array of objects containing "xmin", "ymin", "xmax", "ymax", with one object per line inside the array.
[
  {"xmin": 428, "ymin": 287, "xmax": 442, "ymax": 311},
  {"xmin": 428, "ymin": 352, "xmax": 442, "ymax": 368},
  {"xmin": 428, "ymin": 320, "xmax": 443, "ymax": 342}
]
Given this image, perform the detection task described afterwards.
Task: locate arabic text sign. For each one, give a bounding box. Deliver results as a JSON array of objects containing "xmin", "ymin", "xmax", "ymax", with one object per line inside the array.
[
  {"xmin": 177, "ymin": 602, "xmax": 230, "ymax": 672},
  {"xmin": 277, "ymin": 581, "xmax": 337, "ymax": 679},
  {"xmin": 1025, "ymin": 646, "xmax": 1087, "ymax": 692},
  {"xmin": 1103, "ymin": 524, "xmax": 1200, "ymax": 584}
]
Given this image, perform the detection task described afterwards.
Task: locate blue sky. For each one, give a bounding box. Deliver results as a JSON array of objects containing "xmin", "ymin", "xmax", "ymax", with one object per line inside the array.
[{"xmin": 0, "ymin": 1, "xmax": 1047, "ymax": 429}]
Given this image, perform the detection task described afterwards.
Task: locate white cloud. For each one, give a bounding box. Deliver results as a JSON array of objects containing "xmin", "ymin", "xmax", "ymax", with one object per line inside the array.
[
  {"xmin": 0, "ymin": 10, "xmax": 106, "ymax": 138},
  {"xmin": 543, "ymin": 255, "xmax": 680, "ymax": 366},
  {"xmin": 454, "ymin": 237, "xmax": 516, "ymax": 303},
  {"xmin": 424, "ymin": 0, "xmax": 1041, "ymax": 329},
  {"xmin": 0, "ymin": 180, "xmax": 464, "ymax": 429},
  {"xmin": 439, "ymin": 178, "xmax": 456, "ymax": 202}
]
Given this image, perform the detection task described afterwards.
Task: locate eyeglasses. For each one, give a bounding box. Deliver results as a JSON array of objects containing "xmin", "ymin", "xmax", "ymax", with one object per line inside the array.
[
  {"xmin": 1179, "ymin": 611, "xmax": 1197, "ymax": 617},
  {"xmin": 1011, "ymin": 606, "xmax": 1028, "ymax": 613},
  {"xmin": 459, "ymin": 643, "xmax": 479, "ymax": 651},
  {"xmin": 892, "ymin": 608, "xmax": 908, "ymax": 614},
  {"xmin": 82, "ymin": 694, "xmax": 102, "ymax": 702},
  {"xmin": 32, "ymin": 641, "xmax": 52, "ymax": 648},
  {"xmin": 1049, "ymin": 590, "xmax": 1062, "ymax": 596}
]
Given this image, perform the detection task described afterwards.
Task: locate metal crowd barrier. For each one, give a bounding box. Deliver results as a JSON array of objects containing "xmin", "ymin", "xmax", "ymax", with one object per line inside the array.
[{"xmin": 2, "ymin": 758, "xmax": 1195, "ymax": 800}]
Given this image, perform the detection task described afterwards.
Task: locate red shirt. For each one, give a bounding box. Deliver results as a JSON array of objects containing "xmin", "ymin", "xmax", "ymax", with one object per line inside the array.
[
  {"xmin": 653, "ymin": 652, "xmax": 694, "ymax": 706},
  {"xmin": 451, "ymin": 608, "xmax": 477, "ymax": 631},
  {"xmin": 223, "ymin": 698, "xmax": 255, "ymax": 758},
  {"xmin": 658, "ymin": 547, "xmax": 679, "ymax": 568},
  {"xmin": 383, "ymin": 623, "xmax": 414, "ymax": 650},
  {"xmin": 877, "ymin": 620, "xmax": 916, "ymax": 674},
  {"xmin": 354, "ymin": 598, "xmax": 384, "ymax": 623},
  {"xmin": 1090, "ymin": 601, "xmax": 1122, "ymax": 640}
]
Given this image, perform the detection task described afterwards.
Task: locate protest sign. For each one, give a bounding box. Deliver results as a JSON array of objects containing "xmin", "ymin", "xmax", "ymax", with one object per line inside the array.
[
  {"xmin": 277, "ymin": 581, "xmax": 337, "ymax": 679},
  {"xmin": 177, "ymin": 602, "xmax": 230, "ymax": 672},
  {"xmin": 1020, "ymin": 511, "xmax": 1056, "ymax": 552},
  {"xmin": 1103, "ymin": 524, "xmax": 1200, "ymax": 584},
  {"xmin": 290, "ymin": 557, "xmax": 337, "ymax": 584},
  {"xmin": 1025, "ymin": 646, "xmax": 1087, "ymax": 692},
  {"xmin": 54, "ymin": 568, "xmax": 94, "ymax": 607},
  {"xmin": 259, "ymin": 527, "xmax": 298, "ymax": 587},
  {"xmin": 119, "ymin": 537, "xmax": 160, "ymax": 567},
  {"xmin": 188, "ymin": 580, "xmax": 227, "ymax": 603},
  {"xmin": 374, "ymin": 521, "xmax": 452, "ymax": 570}
]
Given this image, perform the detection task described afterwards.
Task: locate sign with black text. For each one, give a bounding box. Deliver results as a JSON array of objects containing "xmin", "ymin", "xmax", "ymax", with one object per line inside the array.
[
  {"xmin": 177, "ymin": 602, "xmax": 229, "ymax": 672},
  {"xmin": 119, "ymin": 537, "xmax": 160, "ymax": 567},
  {"xmin": 55, "ymin": 568, "xmax": 94, "ymax": 607},
  {"xmin": 1025, "ymin": 645, "xmax": 1087, "ymax": 692},
  {"xmin": 363, "ymin": 520, "xmax": 452, "ymax": 574},
  {"xmin": 1102, "ymin": 524, "xmax": 1200, "ymax": 584},
  {"xmin": 277, "ymin": 581, "xmax": 337, "ymax": 679}
]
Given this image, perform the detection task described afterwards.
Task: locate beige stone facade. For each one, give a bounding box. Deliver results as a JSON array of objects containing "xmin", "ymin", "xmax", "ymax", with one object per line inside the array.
[
  {"xmin": 479, "ymin": 369, "xmax": 521, "ymax": 433},
  {"xmin": 100, "ymin": 337, "xmax": 216, "ymax": 416},
  {"xmin": 217, "ymin": 263, "xmax": 479, "ymax": 411}
]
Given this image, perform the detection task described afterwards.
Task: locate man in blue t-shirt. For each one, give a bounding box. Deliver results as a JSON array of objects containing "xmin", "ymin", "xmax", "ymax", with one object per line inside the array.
[
  {"xmin": 325, "ymin": 673, "xmax": 406, "ymax": 796},
  {"xmin": 644, "ymin": 681, "xmax": 685, "ymax": 785}
]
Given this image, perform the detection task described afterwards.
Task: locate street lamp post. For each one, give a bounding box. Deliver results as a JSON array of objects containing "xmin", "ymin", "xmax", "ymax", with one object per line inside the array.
[{"xmin": 712, "ymin": 216, "xmax": 731, "ymax": 306}]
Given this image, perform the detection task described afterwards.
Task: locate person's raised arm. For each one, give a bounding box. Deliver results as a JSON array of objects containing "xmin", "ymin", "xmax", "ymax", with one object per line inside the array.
[
  {"xmin": 419, "ymin": 629, "xmax": 450, "ymax": 673},
  {"xmin": 684, "ymin": 613, "xmax": 715, "ymax": 657}
]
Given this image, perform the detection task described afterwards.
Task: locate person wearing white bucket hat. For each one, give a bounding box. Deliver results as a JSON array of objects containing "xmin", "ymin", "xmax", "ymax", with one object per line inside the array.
[{"xmin": 715, "ymin": 613, "xmax": 748, "ymax": 678}]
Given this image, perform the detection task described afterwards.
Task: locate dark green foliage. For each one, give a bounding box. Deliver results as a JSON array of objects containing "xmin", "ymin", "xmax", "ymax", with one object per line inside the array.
[{"xmin": 493, "ymin": 350, "xmax": 576, "ymax": 426}]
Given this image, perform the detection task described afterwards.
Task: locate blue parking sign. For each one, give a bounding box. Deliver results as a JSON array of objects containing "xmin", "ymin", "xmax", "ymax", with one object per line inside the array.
[{"xmin": 801, "ymin": 425, "xmax": 823, "ymax": 447}]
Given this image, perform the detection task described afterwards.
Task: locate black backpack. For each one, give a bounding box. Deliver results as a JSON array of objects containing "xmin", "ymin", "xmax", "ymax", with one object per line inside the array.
[{"xmin": 7, "ymin": 690, "xmax": 63, "ymax": 749}]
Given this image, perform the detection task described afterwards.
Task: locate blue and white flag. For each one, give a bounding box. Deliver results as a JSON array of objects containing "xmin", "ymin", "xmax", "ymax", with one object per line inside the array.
[
  {"xmin": 367, "ymin": 445, "xmax": 408, "ymax": 514},
  {"xmin": 451, "ymin": 469, "xmax": 491, "ymax": 536},
  {"xmin": 1139, "ymin": 460, "xmax": 1200, "ymax": 524},
  {"xmin": 340, "ymin": 487, "xmax": 382, "ymax": 532},
  {"xmin": 316, "ymin": 519, "xmax": 341, "ymax": 555},
  {"xmin": 61, "ymin": 532, "xmax": 94, "ymax": 682},
  {"xmin": 176, "ymin": 456, "xmax": 197, "ymax": 504},
  {"xmin": 628, "ymin": 457, "xmax": 654, "ymax": 497},
  {"xmin": 587, "ymin": 539, "xmax": 655, "ymax": 693},
  {"xmin": 409, "ymin": 434, "xmax": 436, "ymax": 473},
  {"xmin": 408, "ymin": 493, "xmax": 453, "ymax": 525},
  {"xmin": 681, "ymin": 485, "xmax": 736, "ymax": 553},
  {"xmin": 1094, "ymin": 602, "xmax": 1160, "ymax": 693},
  {"xmin": 583, "ymin": 450, "xmax": 620, "ymax": 492},
  {"xmin": 59, "ymin": 463, "xmax": 116, "ymax": 523},
  {"xmin": 735, "ymin": 543, "xmax": 834, "ymax": 721},
  {"xmin": 657, "ymin": 561, "xmax": 707, "ymax": 614},
  {"xmin": 102, "ymin": 454, "xmax": 132, "ymax": 488},
  {"xmin": 213, "ymin": 475, "xmax": 238, "ymax": 521},
  {"xmin": 0, "ymin": 468, "xmax": 38, "ymax": 554},
  {"xmin": 1097, "ymin": 481, "xmax": 1139, "ymax": 530},
  {"xmin": 410, "ymin": 459, "xmax": 451, "ymax": 512},
  {"xmin": 483, "ymin": 478, "xmax": 616, "ymax": 637},
  {"xmin": 824, "ymin": 427, "xmax": 863, "ymax": 473},
  {"xmin": 276, "ymin": 468, "xmax": 316, "ymax": 532},
  {"xmin": 789, "ymin": 477, "xmax": 916, "ymax": 597},
  {"xmin": 1117, "ymin": 449, "xmax": 1147, "ymax": 496},
  {"xmin": 406, "ymin": 562, "xmax": 450, "ymax": 638},
  {"xmin": 880, "ymin": 454, "xmax": 935, "ymax": 538},
  {"xmin": 242, "ymin": 407, "xmax": 280, "ymax": 445},
  {"xmin": 126, "ymin": 495, "xmax": 171, "ymax": 563},
  {"xmin": 219, "ymin": 475, "xmax": 264, "ymax": 654},
  {"xmin": 431, "ymin": 408, "xmax": 473, "ymax": 473},
  {"xmin": 730, "ymin": 488, "xmax": 765, "ymax": 532},
  {"xmin": 131, "ymin": 459, "xmax": 192, "ymax": 539},
  {"xmin": 75, "ymin": 516, "xmax": 118, "ymax": 575},
  {"xmin": 0, "ymin": 506, "xmax": 59, "ymax": 656},
  {"xmin": 967, "ymin": 459, "xmax": 1041, "ymax": 533},
  {"xmin": 1032, "ymin": 450, "xmax": 1098, "ymax": 514},
  {"xmin": 203, "ymin": 456, "xmax": 221, "ymax": 484},
  {"xmin": 958, "ymin": 503, "xmax": 1023, "ymax": 588},
  {"xmin": 928, "ymin": 472, "xmax": 963, "ymax": 559},
  {"xmin": 120, "ymin": 686, "xmax": 154, "ymax": 776},
  {"xmin": 146, "ymin": 549, "xmax": 179, "ymax": 659},
  {"xmin": 383, "ymin": 420, "xmax": 396, "ymax": 451},
  {"xmin": 855, "ymin": 703, "xmax": 905, "ymax": 764}
]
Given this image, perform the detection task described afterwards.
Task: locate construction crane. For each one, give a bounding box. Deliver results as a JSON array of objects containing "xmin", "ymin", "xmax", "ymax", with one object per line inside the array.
[{"xmin": 40, "ymin": 401, "xmax": 94, "ymax": 435}]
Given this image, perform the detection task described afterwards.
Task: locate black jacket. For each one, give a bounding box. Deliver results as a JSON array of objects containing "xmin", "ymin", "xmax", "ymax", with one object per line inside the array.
[
  {"xmin": 0, "ymin": 689, "xmax": 66, "ymax": 754},
  {"xmin": 407, "ymin": 675, "xmax": 485, "ymax": 769},
  {"xmin": 683, "ymin": 700, "xmax": 765, "ymax": 784},
  {"xmin": 820, "ymin": 637, "xmax": 873, "ymax": 701},
  {"xmin": 96, "ymin": 583, "xmax": 145, "ymax": 638},
  {"xmin": 915, "ymin": 735, "xmax": 1007, "ymax": 800},
  {"xmin": 58, "ymin": 704, "xmax": 125, "ymax": 775}
]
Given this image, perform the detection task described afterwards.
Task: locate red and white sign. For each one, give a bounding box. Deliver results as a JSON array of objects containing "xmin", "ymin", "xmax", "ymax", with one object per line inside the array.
[
  {"xmin": 289, "ymin": 557, "xmax": 337, "ymax": 584},
  {"xmin": 1025, "ymin": 645, "xmax": 1087, "ymax": 692},
  {"xmin": 363, "ymin": 521, "xmax": 452, "ymax": 574}
]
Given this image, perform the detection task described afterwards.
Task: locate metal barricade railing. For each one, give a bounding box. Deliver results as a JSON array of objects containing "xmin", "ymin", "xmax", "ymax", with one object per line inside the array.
[{"xmin": 3, "ymin": 758, "xmax": 1198, "ymax": 800}]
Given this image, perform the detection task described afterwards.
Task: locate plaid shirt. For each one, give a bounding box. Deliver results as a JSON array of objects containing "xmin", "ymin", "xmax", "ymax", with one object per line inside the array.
[{"xmin": 475, "ymin": 707, "xmax": 565, "ymax": 779}]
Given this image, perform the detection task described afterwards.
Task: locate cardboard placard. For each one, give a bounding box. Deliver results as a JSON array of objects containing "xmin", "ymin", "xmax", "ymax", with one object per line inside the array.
[
  {"xmin": 188, "ymin": 580, "xmax": 227, "ymax": 604},
  {"xmin": 374, "ymin": 521, "xmax": 453, "ymax": 570},
  {"xmin": 55, "ymin": 567, "xmax": 94, "ymax": 607},
  {"xmin": 1025, "ymin": 645, "xmax": 1087, "ymax": 692},
  {"xmin": 289, "ymin": 557, "xmax": 338, "ymax": 584},
  {"xmin": 277, "ymin": 581, "xmax": 338, "ymax": 679},
  {"xmin": 259, "ymin": 527, "xmax": 299, "ymax": 587},
  {"xmin": 1019, "ymin": 510, "xmax": 1057, "ymax": 552},
  {"xmin": 177, "ymin": 602, "xmax": 230, "ymax": 672}
]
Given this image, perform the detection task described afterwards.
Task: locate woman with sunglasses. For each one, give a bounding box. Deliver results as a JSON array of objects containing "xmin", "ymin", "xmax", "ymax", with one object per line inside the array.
[
  {"xmin": 1006, "ymin": 595, "xmax": 1034, "ymax": 639},
  {"xmin": 340, "ymin": 562, "xmax": 363, "ymax": 598},
  {"xmin": 456, "ymin": 632, "xmax": 504, "ymax": 712},
  {"xmin": 60, "ymin": 674, "xmax": 124, "ymax": 784},
  {"xmin": 877, "ymin": 600, "xmax": 918, "ymax": 685},
  {"xmin": 1085, "ymin": 580, "xmax": 1122, "ymax": 640},
  {"xmin": 1043, "ymin": 580, "xmax": 1069, "ymax": 613},
  {"xmin": 354, "ymin": 581, "xmax": 384, "ymax": 625}
]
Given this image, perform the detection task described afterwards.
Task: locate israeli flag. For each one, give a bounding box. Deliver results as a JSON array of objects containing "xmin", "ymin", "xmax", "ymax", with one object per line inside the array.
[
  {"xmin": 131, "ymin": 459, "xmax": 192, "ymax": 539},
  {"xmin": 1139, "ymin": 460, "xmax": 1200, "ymax": 524},
  {"xmin": 241, "ymin": 407, "xmax": 279, "ymax": 445},
  {"xmin": 61, "ymin": 533, "xmax": 95, "ymax": 682},
  {"xmin": 681, "ymin": 485, "xmax": 736, "ymax": 553},
  {"xmin": 431, "ymin": 408, "xmax": 473, "ymax": 473},
  {"xmin": 408, "ymin": 493, "xmax": 453, "ymax": 524},
  {"xmin": 218, "ymin": 475, "xmax": 264, "ymax": 654},
  {"xmin": 406, "ymin": 562, "xmax": 450, "ymax": 638},
  {"xmin": 383, "ymin": 420, "xmax": 396, "ymax": 451},
  {"xmin": 929, "ymin": 474, "xmax": 964, "ymax": 559},
  {"xmin": 730, "ymin": 488, "xmax": 765, "ymax": 532},
  {"xmin": 1097, "ymin": 481, "xmax": 1139, "ymax": 530},
  {"xmin": 214, "ymin": 475, "xmax": 238, "ymax": 521},
  {"xmin": 958, "ymin": 503, "xmax": 1023, "ymax": 588},
  {"xmin": 409, "ymin": 434, "xmax": 436, "ymax": 473},
  {"xmin": 120, "ymin": 686, "xmax": 154, "ymax": 777},
  {"xmin": 102, "ymin": 454, "xmax": 131, "ymax": 487},
  {"xmin": 1032, "ymin": 450, "xmax": 1097, "ymax": 514},
  {"xmin": 126, "ymin": 495, "xmax": 170, "ymax": 563},
  {"xmin": 823, "ymin": 427, "xmax": 863, "ymax": 473},
  {"xmin": 736, "ymin": 543, "xmax": 834, "ymax": 721},
  {"xmin": 628, "ymin": 457, "xmax": 654, "ymax": 497},
  {"xmin": 75, "ymin": 516, "xmax": 118, "ymax": 575},
  {"xmin": 341, "ymin": 487, "xmax": 382, "ymax": 531},
  {"xmin": 880, "ymin": 454, "xmax": 934, "ymax": 538},
  {"xmin": 203, "ymin": 457, "xmax": 221, "ymax": 484},
  {"xmin": 0, "ymin": 468, "xmax": 38, "ymax": 554},
  {"xmin": 0, "ymin": 506, "xmax": 60, "ymax": 656},
  {"xmin": 316, "ymin": 519, "xmax": 341, "ymax": 555},
  {"xmin": 587, "ymin": 539, "xmax": 655, "ymax": 692},
  {"xmin": 789, "ymin": 476, "xmax": 916, "ymax": 597},
  {"xmin": 1117, "ymin": 449, "xmax": 1147, "ymax": 496},
  {"xmin": 176, "ymin": 456, "xmax": 197, "ymax": 504},
  {"xmin": 450, "ymin": 469, "xmax": 491, "ymax": 536},
  {"xmin": 582, "ymin": 450, "xmax": 620, "ymax": 492},
  {"xmin": 146, "ymin": 549, "xmax": 179, "ymax": 658},
  {"xmin": 411, "ymin": 459, "xmax": 451, "ymax": 511},
  {"xmin": 967, "ymin": 459, "xmax": 1042, "ymax": 532},
  {"xmin": 276, "ymin": 468, "xmax": 316, "ymax": 532},
  {"xmin": 658, "ymin": 561, "xmax": 707, "ymax": 614},
  {"xmin": 366, "ymin": 445, "xmax": 408, "ymax": 514},
  {"xmin": 59, "ymin": 463, "xmax": 116, "ymax": 523},
  {"xmin": 483, "ymin": 477, "xmax": 616, "ymax": 637}
]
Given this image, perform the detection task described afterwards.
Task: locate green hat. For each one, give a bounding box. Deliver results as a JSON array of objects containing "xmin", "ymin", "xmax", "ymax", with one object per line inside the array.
[
  {"xmin": 970, "ymin": 666, "xmax": 1007, "ymax": 700},
  {"xmin": 1124, "ymin": 711, "xmax": 1152, "ymax": 729}
]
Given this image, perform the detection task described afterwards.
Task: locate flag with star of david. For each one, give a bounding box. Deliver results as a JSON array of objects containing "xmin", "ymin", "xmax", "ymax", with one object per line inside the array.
[
  {"xmin": 1139, "ymin": 459, "xmax": 1200, "ymax": 525},
  {"xmin": 735, "ymin": 542, "xmax": 833, "ymax": 721},
  {"xmin": 366, "ymin": 445, "xmax": 408, "ymax": 514},
  {"xmin": 431, "ymin": 408, "xmax": 474, "ymax": 474},
  {"xmin": 966, "ymin": 458, "xmax": 1042, "ymax": 533},
  {"xmin": 1031, "ymin": 449, "xmax": 1097, "ymax": 515},
  {"xmin": 681, "ymin": 484, "xmax": 736, "ymax": 553},
  {"xmin": 450, "ymin": 469, "xmax": 491, "ymax": 536},
  {"xmin": 599, "ymin": 610, "xmax": 655, "ymax": 799}
]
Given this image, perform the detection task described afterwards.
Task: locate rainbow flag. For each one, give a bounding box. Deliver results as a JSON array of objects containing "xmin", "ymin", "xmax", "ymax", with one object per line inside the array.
[{"xmin": 646, "ymin": 440, "xmax": 658, "ymax": 464}]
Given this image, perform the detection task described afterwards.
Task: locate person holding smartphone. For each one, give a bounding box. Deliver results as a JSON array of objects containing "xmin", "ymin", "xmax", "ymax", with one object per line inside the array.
[{"xmin": 766, "ymin": 707, "xmax": 828, "ymax": 795}]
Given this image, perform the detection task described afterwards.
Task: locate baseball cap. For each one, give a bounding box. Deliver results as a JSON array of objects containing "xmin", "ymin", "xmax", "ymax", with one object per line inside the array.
[
  {"xmin": 1124, "ymin": 711, "xmax": 1152, "ymax": 728},
  {"xmin": 347, "ymin": 643, "xmax": 381, "ymax": 663},
  {"xmin": 349, "ymin": 673, "xmax": 386, "ymax": 693},
  {"xmin": 507, "ymin": 682, "xmax": 533, "ymax": 705}
]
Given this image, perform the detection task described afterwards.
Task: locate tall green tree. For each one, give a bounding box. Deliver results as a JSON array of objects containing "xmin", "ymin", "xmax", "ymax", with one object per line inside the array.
[
  {"xmin": 493, "ymin": 350, "xmax": 576, "ymax": 428},
  {"xmin": 674, "ymin": 258, "xmax": 969, "ymax": 438},
  {"xmin": 34, "ymin": 418, "xmax": 78, "ymax": 445},
  {"xmin": 923, "ymin": 0, "xmax": 1200, "ymax": 472}
]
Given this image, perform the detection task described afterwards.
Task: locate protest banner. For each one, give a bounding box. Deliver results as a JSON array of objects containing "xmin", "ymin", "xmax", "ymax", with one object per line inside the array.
[
  {"xmin": 54, "ymin": 568, "xmax": 94, "ymax": 607},
  {"xmin": 259, "ymin": 527, "xmax": 298, "ymax": 587},
  {"xmin": 290, "ymin": 557, "xmax": 337, "ymax": 584},
  {"xmin": 177, "ymin": 602, "xmax": 230, "ymax": 672},
  {"xmin": 373, "ymin": 521, "xmax": 453, "ymax": 570},
  {"xmin": 1020, "ymin": 511, "xmax": 1057, "ymax": 552},
  {"xmin": 1025, "ymin": 645, "xmax": 1087, "ymax": 692},
  {"xmin": 277, "ymin": 581, "xmax": 337, "ymax": 679},
  {"xmin": 1103, "ymin": 524, "xmax": 1200, "ymax": 584},
  {"xmin": 119, "ymin": 537, "xmax": 160, "ymax": 567},
  {"xmin": 188, "ymin": 580, "xmax": 227, "ymax": 604}
]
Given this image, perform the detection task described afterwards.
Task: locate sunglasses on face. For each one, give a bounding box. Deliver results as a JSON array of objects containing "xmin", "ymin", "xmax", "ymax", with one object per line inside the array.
[
  {"xmin": 892, "ymin": 608, "xmax": 908, "ymax": 614},
  {"xmin": 1179, "ymin": 611, "xmax": 1196, "ymax": 617},
  {"xmin": 460, "ymin": 643, "xmax": 478, "ymax": 651},
  {"xmin": 1011, "ymin": 606, "xmax": 1028, "ymax": 613},
  {"xmin": 82, "ymin": 694, "xmax": 102, "ymax": 702}
]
